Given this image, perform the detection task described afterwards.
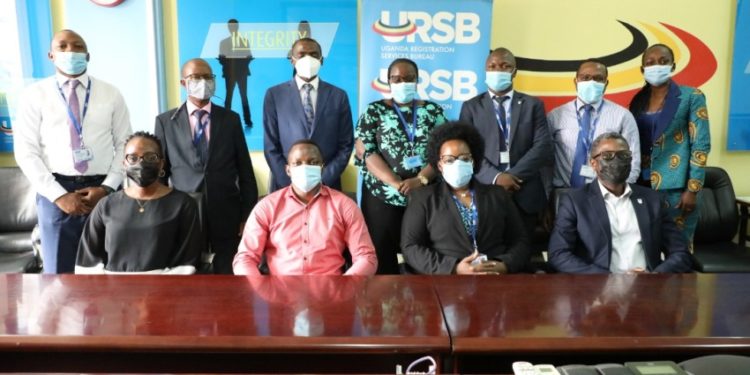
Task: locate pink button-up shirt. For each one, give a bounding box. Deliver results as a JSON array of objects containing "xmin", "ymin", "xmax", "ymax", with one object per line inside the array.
[{"xmin": 233, "ymin": 185, "xmax": 377, "ymax": 276}]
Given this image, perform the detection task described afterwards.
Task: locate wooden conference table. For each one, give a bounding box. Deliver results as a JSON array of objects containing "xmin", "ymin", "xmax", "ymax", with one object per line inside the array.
[
  {"xmin": 1, "ymin": 273, "xmax": 749, "ymax": 373},
  {"xmin": 0, "ymin": 275, "xmax": 449, "ymax": 373}
]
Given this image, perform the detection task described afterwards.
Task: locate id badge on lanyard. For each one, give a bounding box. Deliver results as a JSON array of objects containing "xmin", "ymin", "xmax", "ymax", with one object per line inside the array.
[
  {"xmin": 576, "ymin": 100, "xmax": 604, "ymax": 178},
  {"xmin": 393, "ymin": 102, "xmax": 423, "ymax": 170},
  {"xmin": 57, "ymin": 80, "xmax": 93, "ymax": 161}
]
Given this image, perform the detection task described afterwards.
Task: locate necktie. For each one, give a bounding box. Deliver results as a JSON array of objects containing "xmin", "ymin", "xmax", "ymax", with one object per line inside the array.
[
  {"xmin": 302, "ymin": 83, "xmax": 314, "ymax": 131},
  {"xmin": 493, "ymin": 95, "xmax": 510, "ymax": 152},
  {"xmin": 66, "ymin": 80, "xmax": 88, "ymax": 173},
  {"xmin": 570, "ymin": 104, "xmax": 594, "ymax": 188},
  {"xmin": 193, "ymin": 109, "xmax": 209, "ymax": 165}
]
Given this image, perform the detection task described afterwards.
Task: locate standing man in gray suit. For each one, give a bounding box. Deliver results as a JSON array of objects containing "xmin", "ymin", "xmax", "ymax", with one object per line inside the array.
[
  {"xmin": 155, "ymin": 58, "xmax": 257, "ymax": 274},
  {"xmin": 263, "ymin": 37, "xmax": 353, "ymax": 192},
  {"xmin": 459, "ymin": 48, "xmax": 552, "ymax": 251}
]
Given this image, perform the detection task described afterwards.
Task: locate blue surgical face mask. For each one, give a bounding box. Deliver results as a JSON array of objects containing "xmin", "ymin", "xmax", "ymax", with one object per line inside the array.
[
  {"xmin": 54, "ymin": 52, "xmax": 88, "ymax": 75},
  {"xmin": 441, "ymin": 159, "xmax": 474, "ymax": 189},
  {"xmin": 290, "ymin": 164, "xmax": 322, "ymax": 193},
  {"xmin": 390, "ymin": 82, "xmax": 417, "ymax": 104},
  {"xmin": 485, "ymin": 71, "xmax": 513, "ymax": 92},
  {"xmin": 643, "ymin": 65, "xmax": 673, "ymax": 86},
  {"xmin": 576, "ymin": 80, "xmax": 606, "ymax": 105}
]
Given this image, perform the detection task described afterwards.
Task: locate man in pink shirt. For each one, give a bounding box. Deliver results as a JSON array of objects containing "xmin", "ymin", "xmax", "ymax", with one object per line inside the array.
[{"xmin": 233, "ymin": 140, "xmax": 377, "ymax": 275}]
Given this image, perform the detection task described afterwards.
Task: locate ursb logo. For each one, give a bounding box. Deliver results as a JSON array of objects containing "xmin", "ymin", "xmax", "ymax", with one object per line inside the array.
[{"xmin": 372, "ymin": 11, "xmax": 480, "ymax": 44}]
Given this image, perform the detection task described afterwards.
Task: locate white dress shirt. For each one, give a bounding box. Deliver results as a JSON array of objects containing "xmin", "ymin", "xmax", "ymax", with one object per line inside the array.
[
  {"xmin": 295, "ymin": 75, "xmax": 319, "ymax": 111},
  {"xmin": 547, "ymin": 98, "xmax": 641, "ymax": 188},
  {"xmin": 597, "ymin": 180, "xmax": 647, "ymax": 273},
  {"xmin": 13, "ymin": 73, "xmax": 132, "ymax": 201}
]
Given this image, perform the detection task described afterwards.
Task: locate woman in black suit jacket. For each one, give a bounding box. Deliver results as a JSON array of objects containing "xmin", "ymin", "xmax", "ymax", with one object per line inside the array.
[{"xmin": 401, "ymin": 122, "xmax": 530, "ymax": 274}]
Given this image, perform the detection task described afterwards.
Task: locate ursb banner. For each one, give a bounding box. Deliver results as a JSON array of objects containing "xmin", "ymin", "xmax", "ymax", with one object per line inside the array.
[
  {"xmin": 728, "ymin": 0, "xmax": 750, "ymax": 151},
  {"xmin": 358, "ymin": 0, "xmax": 492, "ymax": 119}
]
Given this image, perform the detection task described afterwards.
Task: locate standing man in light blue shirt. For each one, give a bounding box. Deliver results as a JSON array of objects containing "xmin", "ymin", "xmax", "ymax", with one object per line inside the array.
[{"xmin": 547, "ymin": 59, "xmax": 640, "ymax": 189}]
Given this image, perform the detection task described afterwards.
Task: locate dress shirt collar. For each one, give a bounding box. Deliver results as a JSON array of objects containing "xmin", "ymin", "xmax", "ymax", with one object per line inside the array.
[
  {"xmin": 55, "ymin": 72, "xmax": 90, "ymax": 88},
  {"xmin": 575, "ymin": 97, "xmax": 606, "ymax": 113},
  {"xmin": 284, "ymin": 183, "xmax": 329, "ymax": 205},
  {"xmin": 597, "ymin": 179, "xmax": 632, "ymax": 200},
  {"xmin": 295, "ymin": 75, "xmax": 320, "ymax": 91},
  {"xmin": 489, "ymin": 89, "xmax": 514, "ymax": 103},
  {"xmin": 186, "ymin": 100, "xmax": 212, "ymax": 116}
]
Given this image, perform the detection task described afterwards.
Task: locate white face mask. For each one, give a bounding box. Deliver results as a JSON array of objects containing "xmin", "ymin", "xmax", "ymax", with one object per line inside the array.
[
  {"xmin": 186, "ymin": 79, "xmax": 215, "ymax": 100},
  {"xmin": 295, "ymin": 55, "xmax": 321, "ymax": 79},
  {"xmin": 441, "ymin": 159, "xmax": 474, "ymax": 188},
  {"xmin": 290, "ymin": 164, "xmax": 322, "ymax": 193}
]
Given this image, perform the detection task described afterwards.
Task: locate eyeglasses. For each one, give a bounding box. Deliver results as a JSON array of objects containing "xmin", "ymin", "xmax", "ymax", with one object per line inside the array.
[
  {"xmin": 183, "ymin": 74, "xmax": 216, "ymax": 81},
  {"xmin": 125, "ymin": 152, "xmax": 160, "ymax": 165},
  {"xmin": 440, "ymin": 153, "xmax": 473, "ymax": 165},
  {"xmin": 576, "ymin": 73, "xmax": 607, "ymax": 83},
  {"xmin": 592, "ymin": 150, "xmax": 633, "ymax": 161}
]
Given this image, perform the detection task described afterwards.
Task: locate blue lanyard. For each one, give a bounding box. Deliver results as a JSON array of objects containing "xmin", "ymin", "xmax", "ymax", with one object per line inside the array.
[
  {"xmin": 392, "ymin": 101, "xmax": 418, "ymax": 144},
  {"xmin": 56, "ymin": 79, "xmax": 92, "ymax": 137},
  {"xmin": 574, "ymin": 100, "xmax": 604, "ymax": 157},
  {"xmin": 451, "ymin": 190, "xmax": 478, "ymax": 251},
  {"xmin": 493, "ymin": 98, "xmax": 511, "ymax": 143}
]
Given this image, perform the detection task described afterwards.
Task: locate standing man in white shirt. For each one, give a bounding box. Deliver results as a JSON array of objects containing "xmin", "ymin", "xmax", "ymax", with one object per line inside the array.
[
  {"xmin": 14, "ymin": 29, "xmax": 132, "ymax": 274},
  {"xmin": 547, "ymin": 59, "xmax": 641, "ymax": 189}
]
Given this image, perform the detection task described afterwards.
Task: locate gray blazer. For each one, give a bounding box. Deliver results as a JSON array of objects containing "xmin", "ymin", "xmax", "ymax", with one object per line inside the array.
[
  {"xmin": 459, "ymin": 91, "xmax": 552, "ymax": 214},
  {"xmin": 155, "ymin": 103, "xmax": 257, "ymax": 240}
]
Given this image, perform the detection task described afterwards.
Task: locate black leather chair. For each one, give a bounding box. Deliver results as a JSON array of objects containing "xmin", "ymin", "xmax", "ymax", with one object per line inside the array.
[
  {"xmin": 693, "ymin": 167, "xmax": 750, "ymax": 272},
  {"xmin": 0, "ymin": 167, "xmax": 42, "ymax": 273}
]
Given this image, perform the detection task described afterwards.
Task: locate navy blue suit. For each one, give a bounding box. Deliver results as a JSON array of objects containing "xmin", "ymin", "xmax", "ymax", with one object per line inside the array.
[
  {"xmin": 263, "ymin": 79, "xmax": 353, "ymax": 191},
  {"xmin": 548, "ymin": 181, "xmax": 693, "ymax": 273}
]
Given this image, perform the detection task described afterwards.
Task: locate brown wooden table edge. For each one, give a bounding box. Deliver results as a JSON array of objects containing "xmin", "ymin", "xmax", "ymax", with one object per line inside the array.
[
  {"xmin": 450, "ymin": 337, "xmax": 750, "ymax": 353},
  {"xmin": 0, "ymin": 335, "xmax": 451, "ymax": 354}
]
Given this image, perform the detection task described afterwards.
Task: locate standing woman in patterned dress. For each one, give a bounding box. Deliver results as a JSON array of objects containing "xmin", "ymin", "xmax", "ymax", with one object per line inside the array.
[
  {"xmin": 629, "ymin": 44, "xmax": 711, "ymax": 244},
  {"xmin": 355, "ymin": 58, "xmax": 447, "ymax": 274}
]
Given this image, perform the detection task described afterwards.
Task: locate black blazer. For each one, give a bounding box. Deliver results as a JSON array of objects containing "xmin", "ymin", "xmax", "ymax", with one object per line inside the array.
[
  {"xmin": 401, "ymin": 180, "xmax": 530, "ymax": 274},
  {"xmin": 459, "ymin": 91, "xmax": 552, "ymax": 214},
  {"xmin": 155, "ymin": 103, "xmax": 258, "ymax": 240},
  {"xmin": 548, "ymin": 181, "xmax": 693, "ymax": 273}
]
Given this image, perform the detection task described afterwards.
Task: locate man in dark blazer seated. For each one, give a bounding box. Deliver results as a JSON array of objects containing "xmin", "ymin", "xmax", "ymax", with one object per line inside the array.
[
  {"xmin": 263, "ymin": 37, "xmax": 353, "ymax": 192},
  {"xmin": 548, "ymin": 132, "xmax": 693, "ymax": 274},
  {"xmin": 459, "ymin": 47, "xmax": 551, "ymax": 246},
  {"xmin": 155, "ymin": 58, "xmax": 258, "ymax": 274}
]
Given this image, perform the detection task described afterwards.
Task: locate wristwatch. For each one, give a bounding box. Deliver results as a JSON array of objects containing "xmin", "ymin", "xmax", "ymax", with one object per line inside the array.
[
  {"xmin": 100, "ymin": 185, "xmax": 114, "ymax": 195},
  {"xmin": 417, "ymin": 174, "xmax": 429, "ymax": 186}
]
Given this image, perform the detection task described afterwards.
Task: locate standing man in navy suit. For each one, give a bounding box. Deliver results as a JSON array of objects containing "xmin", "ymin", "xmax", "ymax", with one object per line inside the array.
[
  {"xmin": 459, "ymin": 48, "xmax": 552, "ymax": 248},
  {"xmin": 155, "ymin": 58, "xmax": 258, "ymax": 274},
  {"xmin": 548, "ymin": 132, "xmax": 692, "ymax": 274},
  {"xmin": 263, "ymin": 38, "xmax": 353, "ymax": 192}
]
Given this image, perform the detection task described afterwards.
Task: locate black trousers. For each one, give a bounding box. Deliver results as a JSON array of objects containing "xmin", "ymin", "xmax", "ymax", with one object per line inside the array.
[{"xmin": 361, "ymin": 185, "xmax": 405, "ymax": 275}]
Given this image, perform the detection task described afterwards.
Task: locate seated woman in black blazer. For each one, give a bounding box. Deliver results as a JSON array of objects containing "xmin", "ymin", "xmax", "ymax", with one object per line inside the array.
[{"xmin": 401, "ymin": 122, "xmax": 530, "ymax": 274}]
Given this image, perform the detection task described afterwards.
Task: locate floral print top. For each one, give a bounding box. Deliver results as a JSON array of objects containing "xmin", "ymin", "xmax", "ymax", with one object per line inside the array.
[{"xmin": 355, "ymin": 99, "xmax": 446, "ymax": 207}]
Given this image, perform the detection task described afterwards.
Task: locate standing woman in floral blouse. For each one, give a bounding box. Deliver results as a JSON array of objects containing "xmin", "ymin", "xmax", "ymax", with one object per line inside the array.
[
  {"xmin": 629, "ymin": 44, "xmax": 711, "ymax": 244},
  {"xmin": 355, "ymin": 58, "xmax": 447, "ymax": 274}
]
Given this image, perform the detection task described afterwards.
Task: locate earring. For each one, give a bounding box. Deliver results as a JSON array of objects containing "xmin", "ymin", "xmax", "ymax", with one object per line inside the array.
[{"xmin": 159, "ymin": 170, "xmax": 166, "ymax": 177}]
